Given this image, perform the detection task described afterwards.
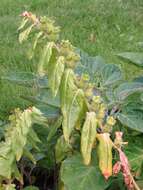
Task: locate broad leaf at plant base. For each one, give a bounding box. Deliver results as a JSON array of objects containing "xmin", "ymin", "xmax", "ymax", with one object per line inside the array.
[
  {"xmin": 1, "ymin": 72, "xmax": 37, "ymax": 88},
  {"xmin": 0, "ymin": 72, "xmax": 50, "ymax": 90},
  {"xmin": 60, "ymin": 153, "xmax": 108, "ymax": 190},
  {"xmin": 23, "ymin": 89, "xmax": 60, "ymax": 108}
]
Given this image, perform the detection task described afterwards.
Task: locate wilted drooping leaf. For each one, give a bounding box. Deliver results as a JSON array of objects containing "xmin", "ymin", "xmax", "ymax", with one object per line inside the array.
[
  {"xmin": 48, "ymin": 56, "xmax": 65, "ymax": 96},
  {"xmin": 19, "ymin": 24, "xmax": 34, "ymax": 44},
  {"xmin": 60, "ymin": 69, "xmax": 86, "ymax": 143},
  {"xmin": 38, "ymin": 42, "xmax": 55, "ymax": 76},
  {"xmin": 18, "ymin": 18, "xmax": 28, "ymax": 31},
  {"xmin": 55, "ymin": 136, "xmax": 72, "ymax": 163},
  {"xmin": 97, "ymin": 133, "xmax": 113, "ymax": 179},
  {"xmin": 38, "ymin": 42, "xmax": 65, "ymax": 96},
  {"xmin": 81, "ymin": 112, "xmax": 97, "ymax": 165},
  {"xmin": 0, "ymin": 107, "xmax": 44, "ymax": 180}
]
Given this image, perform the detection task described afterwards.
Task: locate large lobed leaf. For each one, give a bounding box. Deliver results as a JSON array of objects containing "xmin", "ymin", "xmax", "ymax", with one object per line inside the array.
[
  {"xmin": 76, "ymin": 49, "xmax": 122, "ymax": 87},
  {"xmin": 60, "ymin": 153, "xmax": 108, "ymax": 190}
]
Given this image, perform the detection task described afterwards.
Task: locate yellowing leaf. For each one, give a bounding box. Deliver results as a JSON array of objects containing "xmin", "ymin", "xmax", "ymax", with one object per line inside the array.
[
  {"xmin": 0, "ymin": 107, "xmax": 44, "ymax": 180},
  {"xmin": 96, "ymin": 133, "xmax": 113, "ymax": 179},
  {"xmin": 38, "ymin": 42, "xmax": 64, "ymax": 96},
  {"xmin": 60, "ymin": 69, "xmax": 86, "ymax": 143},
  {"xmin": 38, "ymin": 42, "xmax": 55, "ymax": 76},
  {"xmin": 3, "ymin": 184, "xmax": 16, "ymax": 190},
  {"xmin": 48, "ymin": 56, "xmax": 65, "ymax": 96},
  {"xmin": 18, "ymin": 18, "xmax": 28, "ymax": 31},
  {"xmin": 19, "ymin": 24, "xmax": 34, "ymax": 44},
  {"xmin": 81, "ymin": 112, "xmax": 97, "ymax": 165}
]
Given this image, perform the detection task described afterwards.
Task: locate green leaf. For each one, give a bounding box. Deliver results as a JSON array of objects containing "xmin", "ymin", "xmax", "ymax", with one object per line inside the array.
[
  {"xmin": 125, "ymin": 143, "xmax": 143, "ymax": 174},
  {"xmin": 1, "ymin": 72, "xmax": 37, "ymax": 88},
  {"xmin": 35, "ymin": 104, "xmax": 60, "ymax": 119},
  {"xmin": 60, "ymin": 69, "xmax": 86, "ymax": 143},
  {"xmin": 117, "ymin": 52, "xmax": 143, "ymax": 66},
  {"xmin": 19, "ymin": 24, "xmax": 34, "ymax": 44},
  {"xmin": 134, "ymin": 76, "xmax": 143, "ymax": 83},
  {"xmin": 114, "ymin": 82, "xmax": 143, "ymax": 101},
  {"xmin": 23, "ymin": 89, "xmax": 60, "ymax": 108},
  {"xmin": 23, "ymin": 186, "xmax": 39, "ymax": 190},
  {"xmin": 55, "ymin": 135, "xmax": 71, "ymax": 163},
  {"xmin": 81, "ymin": 112, "xmax": 97, "ymax": 165},
  {"xmin": 60, "ymin": 153, "xmax": 107, "ymax": 190},
  {"xmin": 76, "ymin": 49, "xmax": 105, "ymax": 80},
  {"xmin": 100, "ymin": 64, "xmax": 122, "ymax": 87},
  {"xmin": 117, "ymin": 108, "xmax": 143, "ymax": 133},
  {"xmin": 76, "ymin": 49, "xmax": 122, "ymax": 87},
  {"xmin": 3, "ymin": 184, "xmax": 16, "ymax": 190},
  {"xmin": 11, "ymin": 162, "xmax": 23, "ymax": 183},
  {"xmin": 47, "ymin": 117, "xmax": 62, "ymax": 142}
]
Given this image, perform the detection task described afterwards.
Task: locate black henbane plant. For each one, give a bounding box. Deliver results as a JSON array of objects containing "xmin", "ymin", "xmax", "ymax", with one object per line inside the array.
[{"xmin": 0, "ymin": 11, "xmax": 143, "ymax": 190}]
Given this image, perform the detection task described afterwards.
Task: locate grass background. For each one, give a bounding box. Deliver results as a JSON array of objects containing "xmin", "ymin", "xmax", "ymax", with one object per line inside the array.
[{"xmin": 0, "ymin": 0, "xmax": 143, "ymax": 118}]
